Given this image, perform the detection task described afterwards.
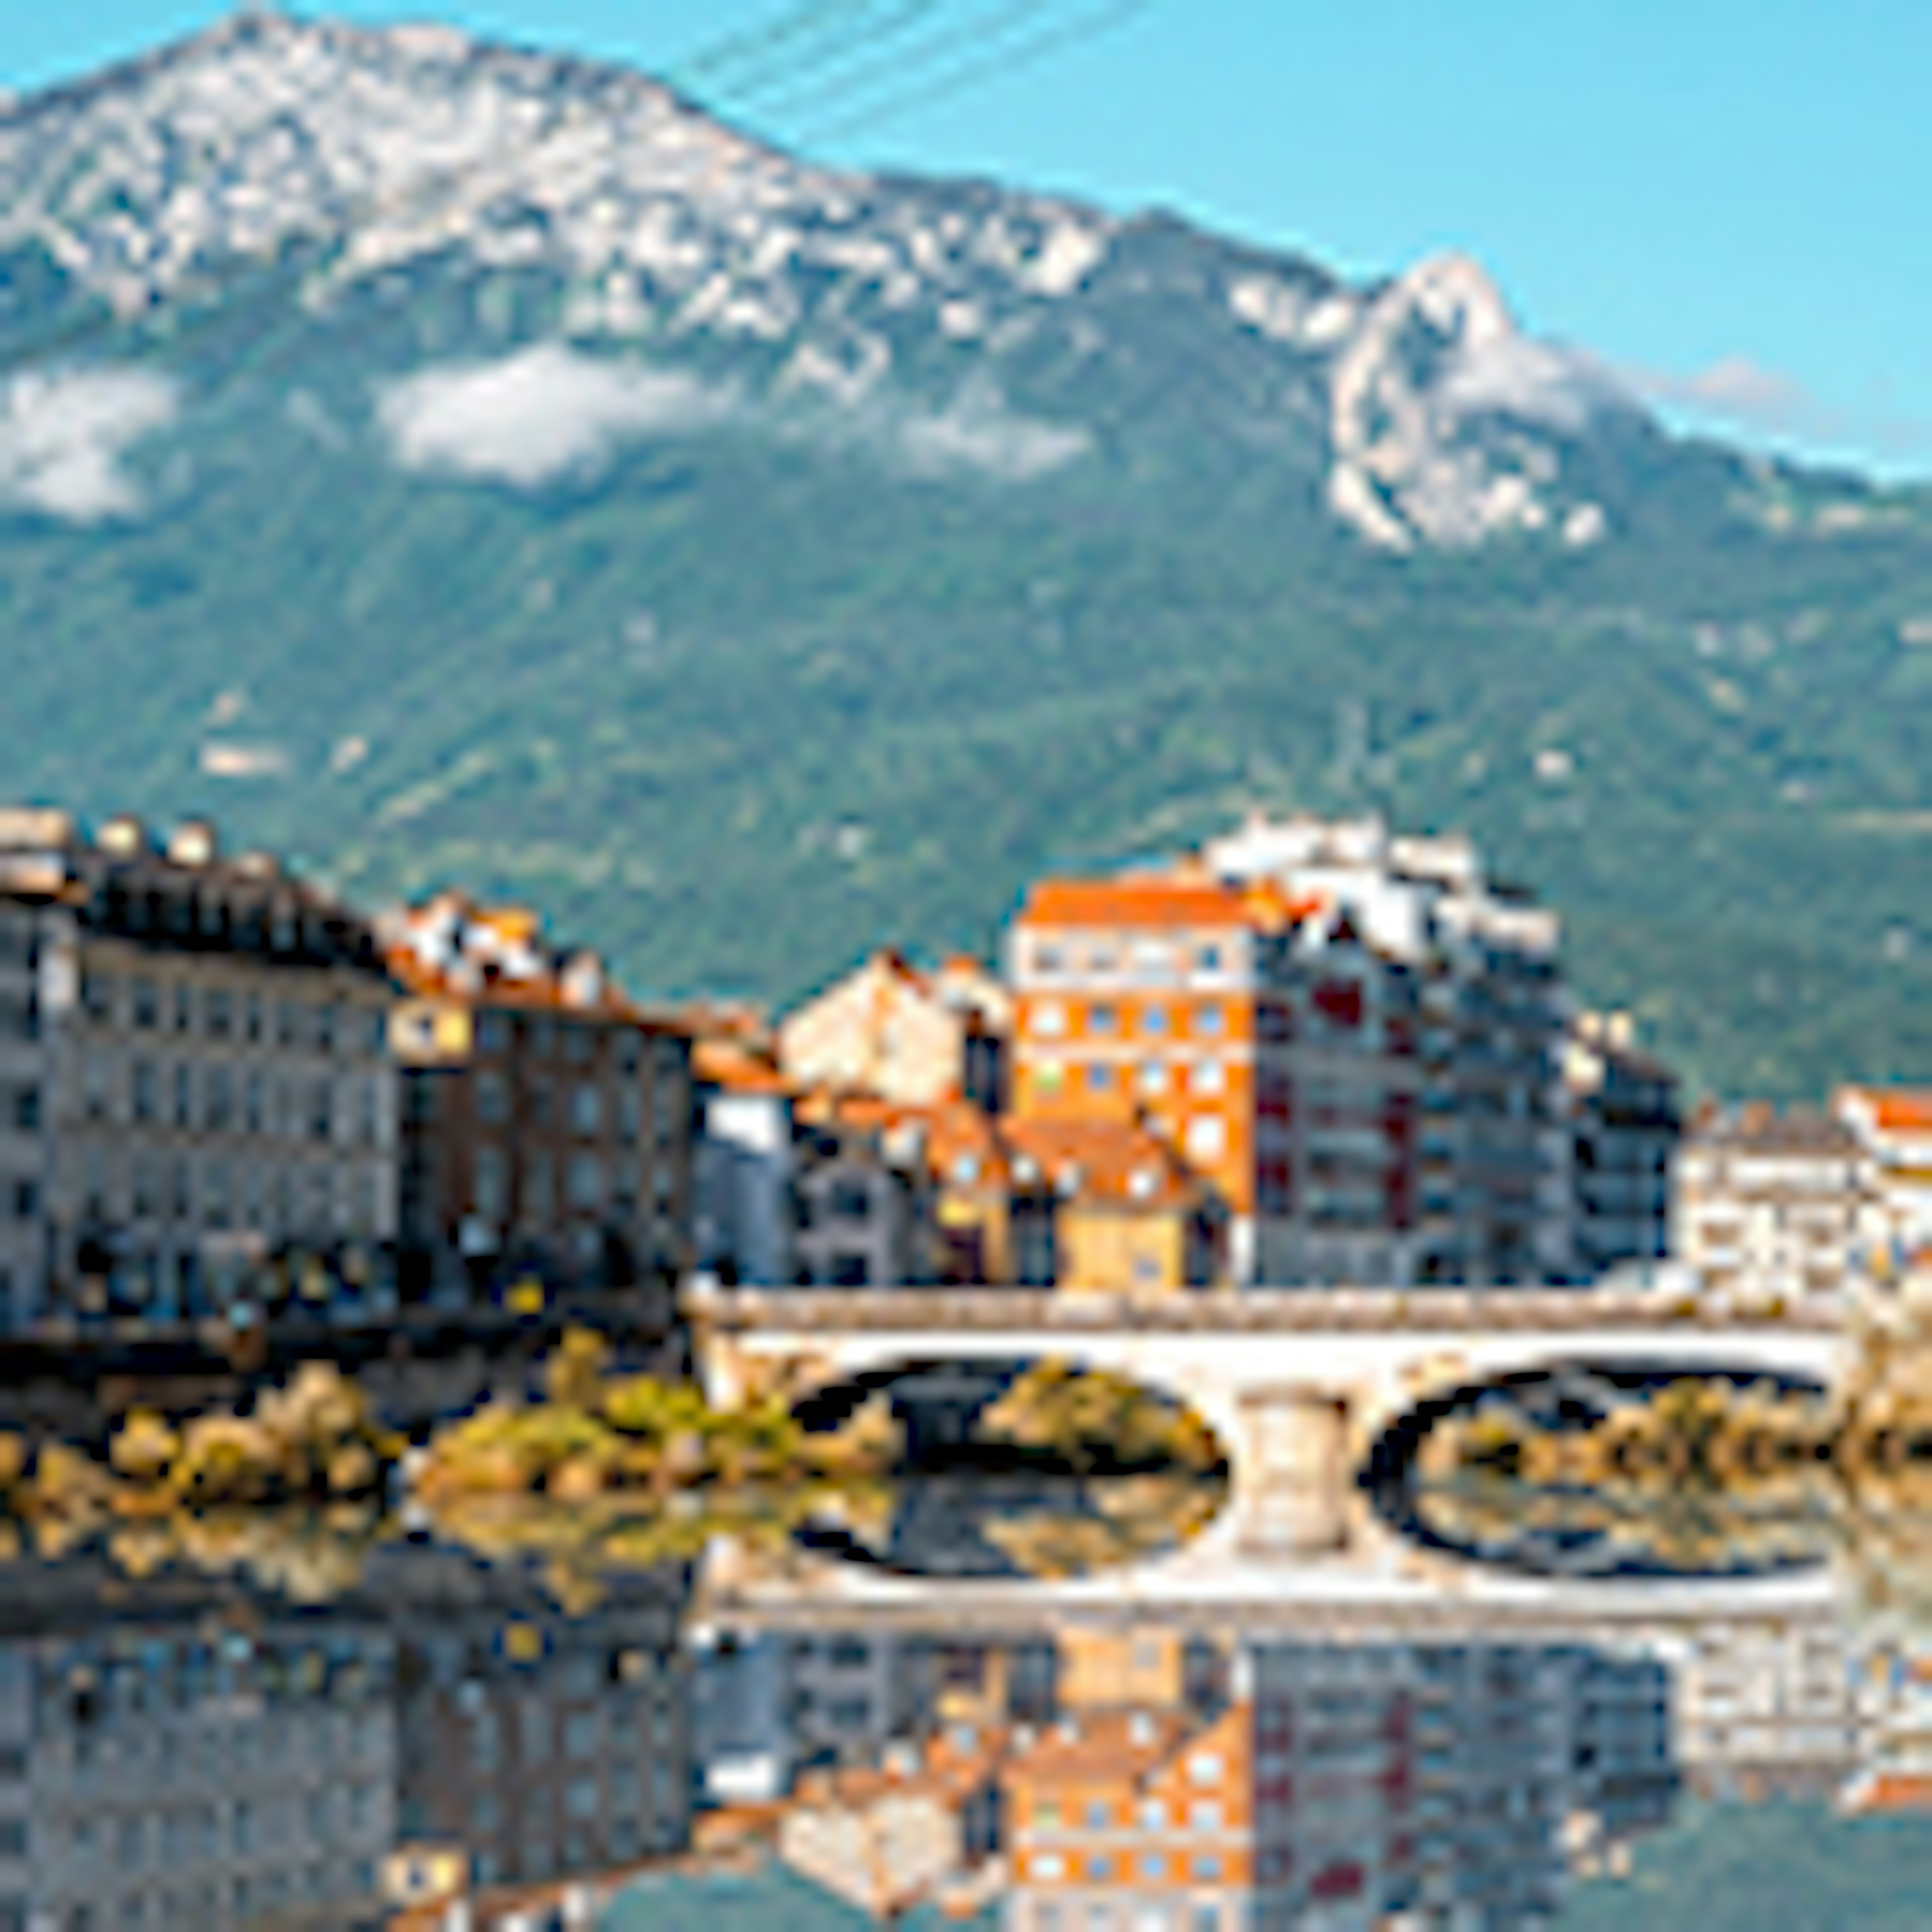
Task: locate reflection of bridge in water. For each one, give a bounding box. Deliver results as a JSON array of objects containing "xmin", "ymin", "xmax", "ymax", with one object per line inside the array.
[{"xmin": 696, "ymin": 1284, "xmax": 1851, "ymax": 1576}]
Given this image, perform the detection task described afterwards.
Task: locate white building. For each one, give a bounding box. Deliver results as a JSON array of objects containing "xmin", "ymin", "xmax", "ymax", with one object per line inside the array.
[
  {"xmin": 1833, "ymin": 1086, "xmax": 1932, "ymax": 1260},
  {"xmin": 1205, "ymin": 813, "xmax": 1573, "ymax": 1285},
  {"xmin": 1674, "ymin": 1103, "xmax": 1885, "ymax": 1310}
]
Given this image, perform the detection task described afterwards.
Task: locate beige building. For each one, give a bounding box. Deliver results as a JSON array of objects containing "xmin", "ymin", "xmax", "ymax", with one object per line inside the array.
[
  {"xmin": 778, "ymin": 949, "xmax": 1009, "ymax": 1111},
  {"xmin": 1673, "ymin": 1102, "xmax": 1885, "ymax": 1309},
  {"xmin": 0, "ymin": 809, "xmax": 397, "ymax": 1327}
]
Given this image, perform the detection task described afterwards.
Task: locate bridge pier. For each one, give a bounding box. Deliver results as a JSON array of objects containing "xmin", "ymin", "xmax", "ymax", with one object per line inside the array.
[{"xmin": 1232, "ymin": 1386, "xmax": 1354, "ymax": 1556}]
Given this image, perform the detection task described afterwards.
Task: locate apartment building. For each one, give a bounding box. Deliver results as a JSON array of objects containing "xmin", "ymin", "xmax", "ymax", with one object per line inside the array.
[
  {"xmin": 1673, "ymin": 1103, "xmax": 1884, "ymax": 1308},
  {"xmin": 0, "ymin": 809, "xmax": 397, "ymax": 1328},
  {"xmin": 385, "ymin": 893, "xmax": 693, "ymax": 1318},
  {"xmin": 1008, "ymin": 868, "xmax": 1425, "ymax": 1287},
  {"xmin": 1204, "ymin": 813, "xmax": 1573, "ymax": 1286},
  {"xmin": 778, "ymin": 948, "xmax": 1011, "ymax": 1111},
  {"xmin": 1565, "ymin": 1012, "xmax": 1681, "ymax": 1281}
]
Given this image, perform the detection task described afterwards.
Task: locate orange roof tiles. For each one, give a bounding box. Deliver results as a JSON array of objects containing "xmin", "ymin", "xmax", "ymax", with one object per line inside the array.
[
  {"xmin": 1001, "ymin": 1114, "xmax": 1207, "ymax": 1213},
  {"xmin": 1843, "ymin": 1086, "xmax": 1932, "ymax": 1135},
  {"xmin": 1841, "ymin": 1772, "xmax": 1932, "ymax": 1815},
  {"xmin": 694, "ymin": 1039, "xmax": 792, "ymax": 1095},
  {"xmin": 1019, "ymin": 875, "xmax": 1321, "ymax": 933}
]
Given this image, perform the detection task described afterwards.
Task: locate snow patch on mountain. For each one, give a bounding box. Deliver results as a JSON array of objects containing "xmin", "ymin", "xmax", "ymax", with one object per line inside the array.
[{"xmin": 0, "ymin": 365, "xmax": 179, "ymax": 520}]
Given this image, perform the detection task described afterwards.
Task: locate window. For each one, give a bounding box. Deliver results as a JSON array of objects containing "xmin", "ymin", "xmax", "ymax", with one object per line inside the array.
[
  {"xmin": 830, "ymin": 1253, "xmax": 872, "ymax": 1287},
  {"xmin": 244, "ymin": 1072, "xmax": 263, "ymax": 1135},
  {"xmin": 172, "ymin": 1065, "xmax": 194, "ymax": 1131},
  {"xmin": 315, "ymin": 1005, "xmax": 336, "ymax": 1053},
  {"xmin": 205, "ymin": 989, "xmax": 232, "ymax": 1038},
  {"xmin": 477, "ymin": 1012, "xmax": 510, "ymax": 1056},
  {"xmin": 1087, "ymin": 1002, "xmax": 1117, "ymax": 1034},
  {"xmin": 1191, "ymin": 1854, "xmax": 1223, "ymax": 1882},
  {"xmin": 571, "ymin": 1084, "xmax": 602, "ymax": 1137},
  {"xmin": 1186, "ymin": 1750, "xmax": 1223, "ymax": 1786},
  {"xmin": 244, "ymin": 995, "xmax": 263, "ymax": 1043},
  {"xmin": 1032, "ymin": 999, "xmax": 1067, "ymax": 1037},
  {"xmin": 79, "ymin": 972, "xmax": 113, "ymax": 1024},
  {"xmin": 474, "ymin": 1149, "xmax": 507, "ymax": 1223},
  {"xmin": 206, "ymin": 1066, "xmax": 232, "ymax": 1133},
  {"xmin": 276, "ymin": 1002, "xmax": 299, "ymax": 1049},
  {"xmin": 1087, "ymin": 1063, "xmax": 1115, "ymax": 1092},
  {"xmin": 9, "ymin": 1088, "xmax": 35, "ymax": 1132},
  {"xmin": 562, "ymin": 1025, "xmax": 594, "ymax": 1067},
  {"xmin": 1193, "ymin": 1002, "xmax": 1224, "ymax": 1035},
  {"xmin": 1142, "ymin": 1005, "xmax": 1168, "ymax": 1034},
  {"xmin": 567, "ymin": 1153, "xmax": 603, "ymax": 1211},
  {"xmin": 132, "ymin": 980, "xmax": 159, "ymax": 1029},
  {"xmin": 1190, "ymin": 1800, "xmax": 1223, "ymax": 1832},
  {"xmin": 1085, "ymin": 1800, "xmax": 1110, "ymax": 1829},
  {"xmin": 1186, "ymin": 1117, "xmax": 1226, "ymax": 1162},
  {"xmin": 1197, "ymin": 943, "xmax": 1223, "ymax": 973},
  {"xmin": 83, "ymin": 1053, "xmax": 110, "ymax": 1122},
  {"xmin": 1192, "ymin": 1059, "xmax": 1226, "ymax": 1097},
  {"xmin": 477, "ymin": 1072, "xmax": 510, "ymax": 1126},
  {"xmin": 1138, "ymin": 1062, "xmax": 1167, "ymax": 1095},
  {"xmin": 173, "ymin": 983, "xmax": 193, "ymax": 1034},
  {"xmin": 524, "ymin": 1157, "xmax": 554, "ymax": 1220}
]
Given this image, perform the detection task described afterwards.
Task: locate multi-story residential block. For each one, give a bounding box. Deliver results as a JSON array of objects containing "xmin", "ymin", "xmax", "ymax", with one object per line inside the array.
[
  {"xmin": 1204, "ymin": 812, "xmax": 1572, "ymax": 1285},
  {"xmin": 778, "ymin": 948, "xmax": 1010, "ymax": 1111},
  {"xmin": 1565, "ymin": 1012, "xmax": 1681, "ymax": 1281},
  {"xmin": 384, "ymin": 892, "xmax": 693, "ymax": 1319},
  {"xmin": 0, "ymin": 809, "xmax": 397, "ymax": 1328},
  {"xmin": 1673, "ymin": 1102, "xmax": 1885, "ymax": 1308},
  {"xmin": 1833, "ymin": 1085, "xmax": 1932, "ymax": 1257},
  {"xmin": 1010, "ymin": 864, "xmax": 1436, "ymax": 1286}
]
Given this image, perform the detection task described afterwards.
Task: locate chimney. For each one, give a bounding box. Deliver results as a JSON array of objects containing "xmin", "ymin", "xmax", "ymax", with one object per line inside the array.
[
  {"xmin": 168, "ymin": 819, "xmax": 219, "ymax": 868},
  {"xmin": 97, "ymin": 814, "xmax": 150, "ymax": 859},
  {"xmin": 560, "ymin": 950, "xmax": 605, "ymax": 1010}
]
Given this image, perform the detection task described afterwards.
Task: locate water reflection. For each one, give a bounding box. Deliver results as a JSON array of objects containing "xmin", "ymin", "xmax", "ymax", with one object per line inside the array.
[{"xmin": 0, "ymin": 1493, "xmax": 1925, "ymax": 1928}]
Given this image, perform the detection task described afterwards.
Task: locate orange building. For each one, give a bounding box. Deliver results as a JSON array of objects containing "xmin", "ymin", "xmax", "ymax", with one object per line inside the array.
[
  {"xmin": 1004, "ymin": 1705, "xmax": 1254, "ymax": 1930},
  {"xmin": 1008, "ymin": 871, "xmax": 1421, "ymax": 1286}
]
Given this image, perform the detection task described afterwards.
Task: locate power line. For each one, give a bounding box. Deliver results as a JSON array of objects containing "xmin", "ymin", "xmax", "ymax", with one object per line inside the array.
[
  {"xmin": 726, "ymin": 0, "xmax": 1052, "ymax": 116},
  {"xmin": 798, "ymin": 0, "xmax": 1148, "ymax": 141}
]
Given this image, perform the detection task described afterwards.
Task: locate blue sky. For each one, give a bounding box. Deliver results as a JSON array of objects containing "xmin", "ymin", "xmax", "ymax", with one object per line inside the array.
[{"xmin": 8, "ymin": 1, "xmax": 1930, "ymax": 478}]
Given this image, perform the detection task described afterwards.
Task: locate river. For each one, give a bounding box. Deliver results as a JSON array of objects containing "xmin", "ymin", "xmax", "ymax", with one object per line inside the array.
[{"xmin": 0, "ymin": 1462, "xmax": 1927, "ymax": 1931}]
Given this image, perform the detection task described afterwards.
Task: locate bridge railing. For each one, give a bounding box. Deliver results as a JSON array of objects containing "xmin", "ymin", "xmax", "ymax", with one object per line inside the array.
[{"xmin": 687, "ymin": 1283, "xmax": 1846, "ymax": 1335}]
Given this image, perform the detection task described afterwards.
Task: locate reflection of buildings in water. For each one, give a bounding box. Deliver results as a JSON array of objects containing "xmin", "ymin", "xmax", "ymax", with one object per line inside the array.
[
  {"xmin": 690, "ymin": 1625, "xmax": 1062, "ymax": 1806},
  {"xmin": 1841, "ymin": 1635, "xmax": 1932, "ymax": 1817},
  {"xmin": 0, "ymin": 1619, "xmax": 396, "ymax": 1931},
  {"xmin": 1001, "ymin": 1638, "xmax": 1676, "ymax": 1932},
  {"xmin": 394, "ymin": 1593, "xmax": 694, "ymax": 1892},
  {"xmin": 1657, "ymin": 1617, "xmax": 1866, "ymax": 1803}
]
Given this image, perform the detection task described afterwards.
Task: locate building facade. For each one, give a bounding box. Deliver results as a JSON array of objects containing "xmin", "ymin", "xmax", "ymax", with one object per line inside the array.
[
  {"xmin": 1565, "ymin": 1012, "xmax": 1680, "ymax": 1281},
  {"xmin": 1204, "ymin": 813, "xmax": 1572, "ymax": 1286},
  {"xmin": 1674, "ymin": 1103, "xmax": 1884, "ymax": 1308},
  {"xmin": 778, "ymin": 949, "xmax": 1010, "ymax": 1112},
  {"xmin": 0, "ymin": 810, "xmax": 397, "ymax": 1328},
  {"xmin": 385, "ymin": 894, "xmax": 693, "ymax": 1318}
]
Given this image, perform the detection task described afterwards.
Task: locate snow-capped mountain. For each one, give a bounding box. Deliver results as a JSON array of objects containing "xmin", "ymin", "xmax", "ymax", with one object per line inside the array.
[{"xmin": 0, "ymin": 14, "xmax": 1640, "ymax": 548}]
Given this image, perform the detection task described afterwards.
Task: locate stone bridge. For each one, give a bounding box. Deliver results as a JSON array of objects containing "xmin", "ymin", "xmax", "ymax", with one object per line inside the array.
[{"xmin": 693, "ymin": 1285, "xmax": 1852, "ymax": 1555}]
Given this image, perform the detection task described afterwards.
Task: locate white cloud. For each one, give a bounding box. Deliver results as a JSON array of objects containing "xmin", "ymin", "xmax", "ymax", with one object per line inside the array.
[
  {"xmin": 0, "ymin": 366, "xmax": 179, "ymax": 521},
  {"xmin": 1435, "ymin": 336, "xmax": 1631, "ymax": 434},
  {"xmin": 1627, "ymin": 355, "xmax": 1811, "ymax": 431},
  {"xmin": 376, "ymin": 344, "xmax": 737, "ymax": 486},
  {"xmin": 890, "ymin": 382, "xmax": 1090, "ymax": 482}
]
